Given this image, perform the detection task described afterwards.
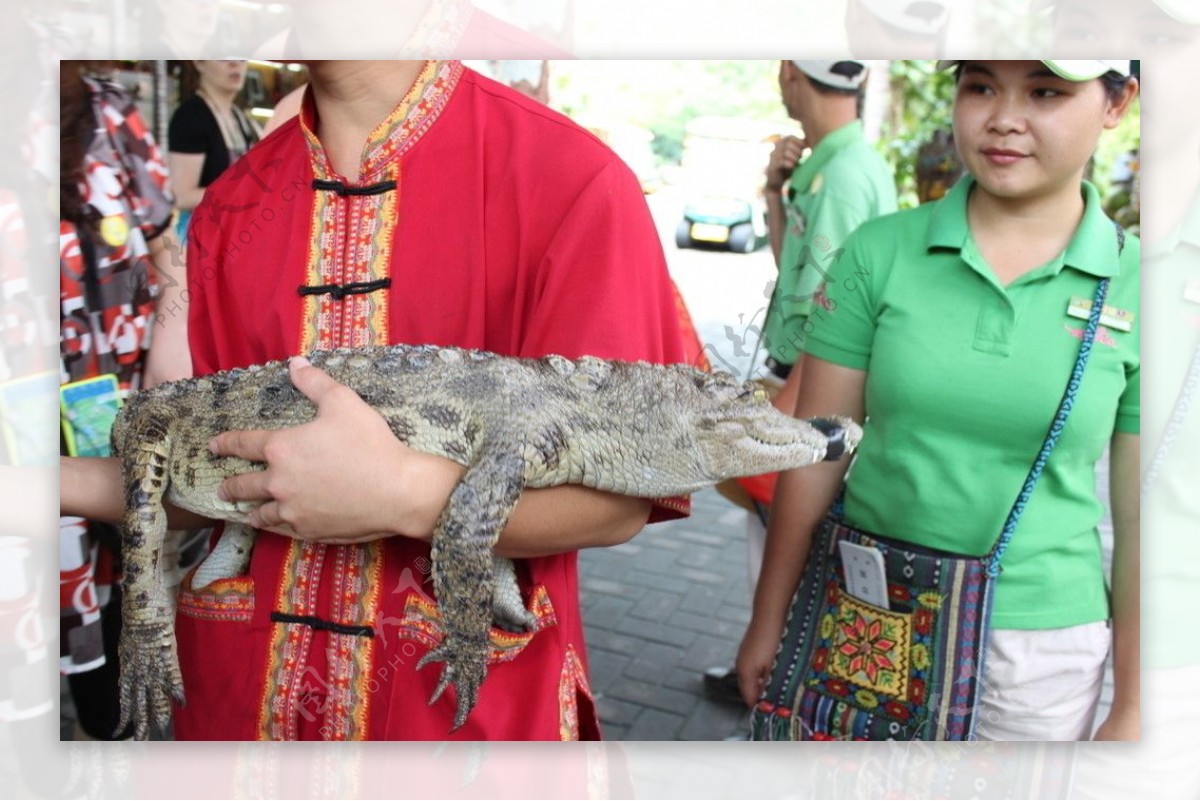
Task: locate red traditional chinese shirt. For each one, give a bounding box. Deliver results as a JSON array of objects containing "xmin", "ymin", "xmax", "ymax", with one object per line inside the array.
[{"xmin": 175, "ymin": 61, "xmax": 688, "ymax": 740}]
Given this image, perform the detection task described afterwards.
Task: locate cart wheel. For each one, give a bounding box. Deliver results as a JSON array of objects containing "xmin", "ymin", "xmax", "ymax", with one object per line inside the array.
[{"xmin": 675, "ymin": 221, "xmax": 693, "ymax": 249}]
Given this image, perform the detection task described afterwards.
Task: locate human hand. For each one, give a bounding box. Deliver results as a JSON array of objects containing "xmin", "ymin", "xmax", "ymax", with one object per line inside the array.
[
  {"xmin": 735, "ymin": 617, "xmax": 784, "ymax": 707},
  {"xmin": 765, "ymin": 135, "xmax": 806, "ymax": 193},
  {"xmin": 209, "ymin": 357, "xmax": 465, "ymax": 543},
  {"xmin": 1092, "ymin": 703, "xmax": 1139, "ymax": 741}
]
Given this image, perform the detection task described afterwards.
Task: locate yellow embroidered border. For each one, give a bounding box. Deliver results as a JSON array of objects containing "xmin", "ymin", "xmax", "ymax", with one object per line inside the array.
[
  {"xmin": 558, "ymin": 644, "xmax": 593, "ymax": 741},
  {"xmin": 176, "ymin": 570, "xmax": 254, "ymax": 623},
  {"xmin": 257, "ymin": 541, "xmax": 324, "ymax": 740},
  {"xmin": 395, "ymin": 585, "xmax": 557, "ymax": 663},
  {"xmin": 324, "ymin": 542, "xmax": 385, "ymax": 740}
]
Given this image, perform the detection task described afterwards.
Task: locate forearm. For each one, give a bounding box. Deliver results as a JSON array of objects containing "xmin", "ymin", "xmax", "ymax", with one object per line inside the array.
[
  {"xmin": 61, "ymin": 456, "xmax": 124, "ymax": 523},
  {"xmin": 174, "ymin": 187, "xmax": 205, "ymax": 211},
  {"xmin": 494, "ymin": 486, "xmax": 652, "ymax": 559},
  {"xmin": 1107, "ymin": 432, "xmax": 1140, "ymax": 716},
  {"xmin": 749, "ymin": 457, "xmax": 846, "ymax": 635},
  {"xmin": 145, "ymin": 234, "xmax": 193, "ymax": 386},
  {"xmin": 60, "ymin": 456, "xmax": 211, "ymax": 530},
  {"xmin": 766, "ymin": 191, "xmax": 786, "ymax": 266}
]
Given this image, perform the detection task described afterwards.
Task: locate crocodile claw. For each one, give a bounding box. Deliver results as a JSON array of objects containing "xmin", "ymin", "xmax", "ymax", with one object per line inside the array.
[
  {"xmin": 116, "ymin": 622, "xmax": 184, "ymax": 740},
  {"xmin": 417, "ymin": 638, "xmax": 486, "ymax": 732}
]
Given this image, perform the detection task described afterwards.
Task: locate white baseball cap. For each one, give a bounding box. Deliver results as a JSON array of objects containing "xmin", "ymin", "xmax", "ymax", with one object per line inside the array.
[
  {"xmin": 858, "ymin": 0, "xmax": 951, "ymax": 35},
  {"xmin": 790, "ymin": 60, "xmax": 871, "ymax": 90},
  {"xmin": 936, "ymin": 60, "xmax": 1131, "ymax": 80}
]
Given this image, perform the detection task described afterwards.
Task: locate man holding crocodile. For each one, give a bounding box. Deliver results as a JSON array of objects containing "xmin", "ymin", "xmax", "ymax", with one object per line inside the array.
[{"xmin": 60, "ymin": 60, "xmax": 855, "ymax": 740}]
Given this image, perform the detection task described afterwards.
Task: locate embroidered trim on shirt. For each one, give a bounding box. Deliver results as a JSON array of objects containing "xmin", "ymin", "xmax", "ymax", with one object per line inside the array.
[
  {"xmin": 257, "ymin": 541, "xmax": 325, "ymax": 740},
  {"xmin": 324, "ymin": 542, "xmax": 385, "ymax": 740},
  {"xmin": 394, "ymin": 584, "xmax": 557, "ymax": 664},
  {"xmin": 558, "ymin": 644, "xmax": 594, "ymax": 741}
]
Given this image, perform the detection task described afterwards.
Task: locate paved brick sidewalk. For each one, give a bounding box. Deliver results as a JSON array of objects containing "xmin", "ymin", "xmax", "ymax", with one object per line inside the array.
[{"xmin": 579, "ymin": 488, "xmax": 755, "ymax": 740}]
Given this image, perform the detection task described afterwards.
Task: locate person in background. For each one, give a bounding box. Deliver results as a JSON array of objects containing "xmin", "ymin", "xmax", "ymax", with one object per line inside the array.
[
  {"xmin": 167, "ymin": 60, "xmax": 261, "ymax": 244},
  {"xmin": 59, "ymin": 61, "xmax": 188, "ymax": 740},
  {"xmin": 705, "ymin": 60, "xmax": 897, "ymax": 704}
]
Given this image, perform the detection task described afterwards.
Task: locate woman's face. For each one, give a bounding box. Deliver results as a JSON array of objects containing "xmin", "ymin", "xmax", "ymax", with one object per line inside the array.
[
  {"xmin": 952, "ymin": 61, "xmax": 1133, "ymax": 205},
  {"xmin": 195, "ymin": 60, "xmax": 248, "ymax": 94}
]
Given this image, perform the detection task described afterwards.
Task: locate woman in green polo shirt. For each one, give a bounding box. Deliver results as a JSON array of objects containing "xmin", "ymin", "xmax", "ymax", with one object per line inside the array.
[{"xmin": 737, "ymin": 60, "xmax": 1140, "ymax": 740}]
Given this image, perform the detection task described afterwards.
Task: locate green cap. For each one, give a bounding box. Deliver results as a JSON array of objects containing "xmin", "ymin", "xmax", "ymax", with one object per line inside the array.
[{"xmin": 936, "ymin": 60, "xmax": 1131, "ymax": 80}]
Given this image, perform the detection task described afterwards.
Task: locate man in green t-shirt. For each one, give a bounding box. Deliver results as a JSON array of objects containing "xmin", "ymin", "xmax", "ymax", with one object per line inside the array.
[
  {"xmin": 704, "ymin": 60, "xmax": 897, "ymax": 705},
  {"xmin": 761, "ymin": 60, "xmax": 897, "ymax": 384}
]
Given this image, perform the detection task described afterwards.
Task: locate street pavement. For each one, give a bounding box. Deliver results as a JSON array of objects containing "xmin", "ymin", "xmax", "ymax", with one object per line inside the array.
[{"xmin": 579, "ymin": 488, "xmax": 756, "ymax": 741}]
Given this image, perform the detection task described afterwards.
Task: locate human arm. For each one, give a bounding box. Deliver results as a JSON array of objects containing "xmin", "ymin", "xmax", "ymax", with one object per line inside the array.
[
  {"xmin": 1092, "ymin": 430, "xmax": 1140, "ymax": 740},
  {"xmin": 735, "ymin": 356, "xmax": 866, "ymax": 706},
  {"xmin": 209, "ymin": 358, "xmax": 651, "ymax": 557},
  {"xmin": 59, "ymin": 455, "xmax": 212, "ymax": 530},
  {"xmin": 765, "ymin": 136, "xmax": 805, "ymax": 265},
  {"xmin": 167, "ymin": 151, "xmax": 207, "ymax": 211},
  {"xmin": 142, "ymin": 232, "xmax": 193, "ymax": 387}
]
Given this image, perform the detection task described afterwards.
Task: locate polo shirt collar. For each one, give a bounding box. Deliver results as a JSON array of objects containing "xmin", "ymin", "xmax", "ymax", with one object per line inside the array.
[
  {"xmin": 793, "ymin": 119, "xmax": 863, "ymax": 190},
  {"xmin": 299, "ymin": 60, "xmax": 464, "ymax": 183},
  {"xmin": 927, "ymin": 175, "xmax": 1125, "ymax": 278}
]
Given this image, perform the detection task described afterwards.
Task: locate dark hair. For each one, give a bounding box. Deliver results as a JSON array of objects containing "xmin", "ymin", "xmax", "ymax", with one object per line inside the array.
[
  {"xmin": 803, "ymin": 73, "xmax": 862, "ymax": 98},
  {"xmin": 1099, "ymin": 71, "xmax": 1133, "ymax": 104},
  {"xmin": 952, "ymin": 62, "xmax": 1134, "ymax": 103}
]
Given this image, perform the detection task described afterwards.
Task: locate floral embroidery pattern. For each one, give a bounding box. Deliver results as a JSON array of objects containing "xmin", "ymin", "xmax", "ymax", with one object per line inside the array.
[{"xmin": 827, "ymin": 591, "xmax": 911, "ymax": 696}]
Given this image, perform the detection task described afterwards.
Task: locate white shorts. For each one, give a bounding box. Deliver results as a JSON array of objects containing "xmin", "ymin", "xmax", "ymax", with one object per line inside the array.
[{"xmin": 973, "ymin": 621, "xmax": 1111, "ymax": 741}]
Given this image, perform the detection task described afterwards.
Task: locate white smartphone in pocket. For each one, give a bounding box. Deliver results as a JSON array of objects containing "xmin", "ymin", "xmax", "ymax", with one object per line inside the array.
[{"xmin": 838, "ymin": 540, "xmax": 890, "ymax": 609}]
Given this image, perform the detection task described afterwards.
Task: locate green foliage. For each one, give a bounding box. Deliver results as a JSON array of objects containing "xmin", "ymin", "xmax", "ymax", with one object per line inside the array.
[{"xmin": 880, "ymin": 61, "xmax": 956, "ymax": 209}]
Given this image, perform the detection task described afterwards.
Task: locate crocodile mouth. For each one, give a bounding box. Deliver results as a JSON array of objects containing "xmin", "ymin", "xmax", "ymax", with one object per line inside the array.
[{"xmin": 703, "ymin": 415, "xmax": 831, "ymax": 478}]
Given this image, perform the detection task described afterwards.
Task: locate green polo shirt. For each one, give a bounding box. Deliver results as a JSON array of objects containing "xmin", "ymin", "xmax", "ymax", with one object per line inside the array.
[
  {"xmin": 763, "ymin": 120, "xmax": 897, "ymax": 366},
  {"xmin": 1142, "ymin": 193, "xmax": 1200, "ymax": 668},
  {"xmin": 806, "ymin": 176, "xmax": 1140, "ymax": 629}
]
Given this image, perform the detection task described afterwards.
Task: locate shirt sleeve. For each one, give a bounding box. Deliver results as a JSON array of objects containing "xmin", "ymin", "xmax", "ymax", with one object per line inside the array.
[
  {"xmin": 168, "ymin": 100, "xmax": 215, "ymax": 155},
  {"xmin": 519, "ymin": 158, "xmax": 691, "ymax": 521},
  {"xmin": 802, "ymin": 225, "xmax": 878, "ymax": 371},
  {"xmin": 790, "ymin": 182, "xmax": 879, "ymax": 305},
  {"xmin": 1115, "ymin": 348, "xmax": 1140, "ymax": 434}
]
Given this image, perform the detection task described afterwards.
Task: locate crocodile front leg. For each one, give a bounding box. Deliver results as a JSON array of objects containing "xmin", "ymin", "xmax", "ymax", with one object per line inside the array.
[
  {"xmin": 418, "ymin": 445, "xmax": 526, "ymax": 732},
  {"xmin": 491, "ymin": 555, "xmax": 536, "ymax": 632},
  {"xmin": 116, "ymin": 434, "xmax": 185, "ymax": 740},
  {"xmin": 190, "ymin": 522, "xmax": 256, "ymax": 589}
]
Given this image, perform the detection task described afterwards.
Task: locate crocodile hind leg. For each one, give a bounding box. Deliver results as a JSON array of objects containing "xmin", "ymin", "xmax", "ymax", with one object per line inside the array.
[
  {"xmin": 190, "ymin": 523, "xmax": 256, "ymax": 589},
  {"xmin": 116, "ymin": 428, "xmax": 185, "ymax": 740},
  {"xmin": 418, "ymin": 445, "xmax": 526, "ymax": 732}
]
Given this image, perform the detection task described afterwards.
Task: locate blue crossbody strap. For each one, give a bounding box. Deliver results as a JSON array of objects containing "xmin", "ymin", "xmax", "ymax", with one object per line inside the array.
[{"xmin": 984, "ymin": 276, "xmax": 1111, "ymax": 577}]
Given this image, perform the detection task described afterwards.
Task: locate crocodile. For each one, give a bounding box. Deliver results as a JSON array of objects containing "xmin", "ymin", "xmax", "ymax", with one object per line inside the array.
[{"xmin": 111, "ymin": 343, "xmax": 861, "ymax": 739}]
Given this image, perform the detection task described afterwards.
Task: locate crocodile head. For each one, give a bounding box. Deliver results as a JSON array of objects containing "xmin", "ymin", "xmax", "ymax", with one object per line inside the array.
[{"xmin": 684, "ymin": 370, "xmax": 858, "ymax": 480}]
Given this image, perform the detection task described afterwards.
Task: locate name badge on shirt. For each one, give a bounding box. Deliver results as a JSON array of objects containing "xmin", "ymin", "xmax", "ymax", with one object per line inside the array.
[
  {"xmin": 1184, "ymin": 278, "xmax": 1200, "ymax": 305},
  {"xmin": 1066, "ymin": 296, "xmax": 1134, "ymax": 332}
]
